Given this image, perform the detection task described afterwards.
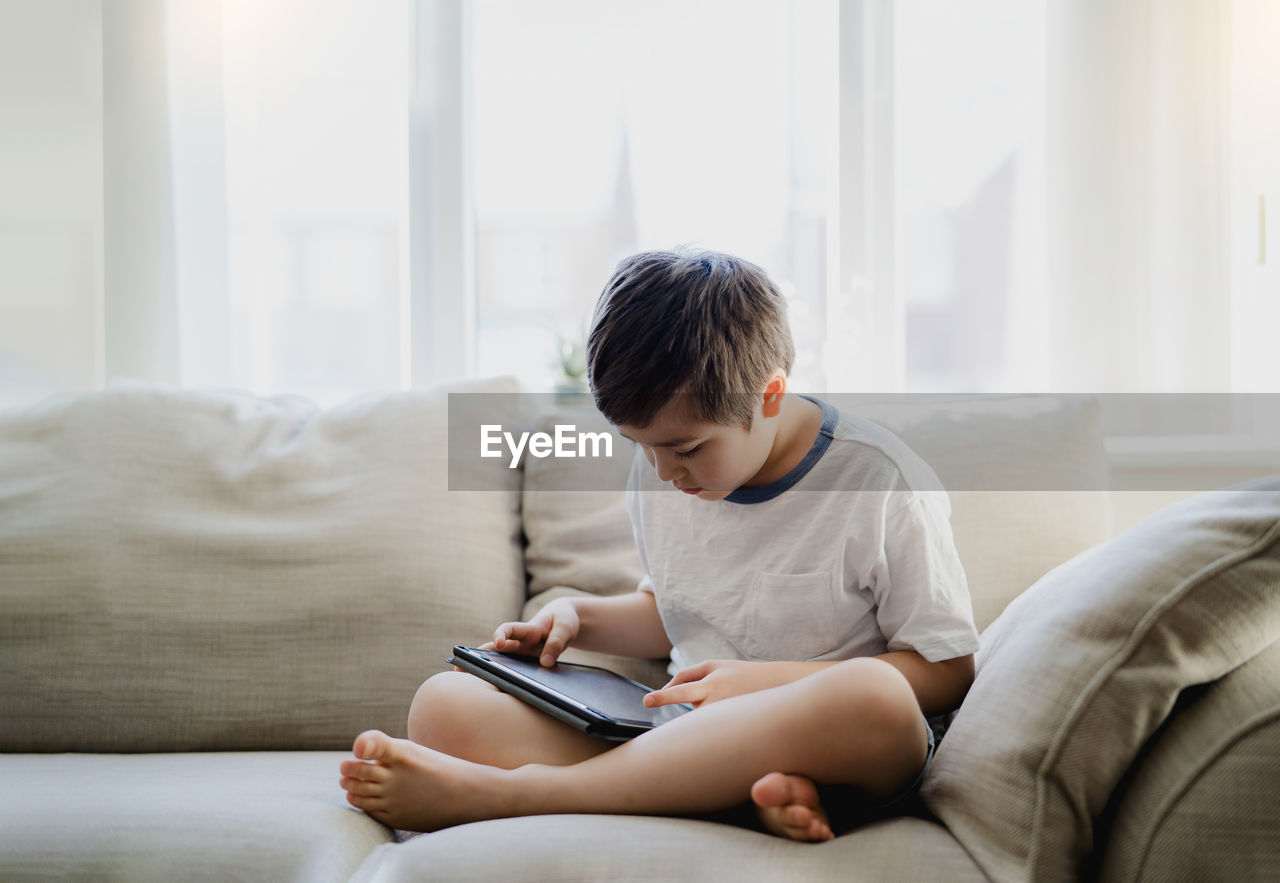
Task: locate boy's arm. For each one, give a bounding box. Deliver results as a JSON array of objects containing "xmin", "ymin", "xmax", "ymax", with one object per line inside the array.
[
  {"xmin": 871, "ymin": 651, "xmax": 974, "ymax": 716},
  {"xmin": 489, "ymin": 589, "xmax": 672, "ymax": 665},
  {"xmin": 644, "ymin": 651, "xmax": 974, "ymax": 715},
  {"xmin": 743, "ymin": 652, "xmax": 974, "ymax": 716},
  {"xmin": 569, "ymin": 589, "xmax": 673, "ymax": 660}
]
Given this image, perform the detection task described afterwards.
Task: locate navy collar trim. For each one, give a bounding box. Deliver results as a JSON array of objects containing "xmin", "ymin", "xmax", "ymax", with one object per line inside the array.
[{"xmin": 724, "ymin": 396, "xmax": 836, "ymax": 505}]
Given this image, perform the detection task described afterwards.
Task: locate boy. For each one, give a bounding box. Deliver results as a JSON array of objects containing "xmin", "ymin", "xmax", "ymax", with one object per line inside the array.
[{"xmin": 340, "ymin": 248, "xmax": 980, "ymax": 841}]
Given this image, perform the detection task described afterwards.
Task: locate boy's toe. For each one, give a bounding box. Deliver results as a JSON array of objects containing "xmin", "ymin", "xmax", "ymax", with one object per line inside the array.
[
  {"xmin": 749, "ymin": 771, "xmax": 792, "ymax": 808},
  {"xmin": 783, "ymin": 804, "xmax": 809, "ymax": 827},
  {"xmin": 340, "ymin": 776, "xmax": 382, "ymax": 797},
  {"xmin": 341, "ymin": 759, "xmax": 389, "ymax": 782},
  {"xmin": 751, "ymin": 772, "xmax": 834, "ymax": 843},
  {"xmin": 352, "ymin": 729, "xmax": 393, "ymax": 762}
]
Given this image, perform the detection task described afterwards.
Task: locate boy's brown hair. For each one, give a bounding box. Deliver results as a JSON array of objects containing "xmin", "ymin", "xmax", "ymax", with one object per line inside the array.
[{"xmin": 586, "ymin": 248, "xmax": 795, "ymax": 429}]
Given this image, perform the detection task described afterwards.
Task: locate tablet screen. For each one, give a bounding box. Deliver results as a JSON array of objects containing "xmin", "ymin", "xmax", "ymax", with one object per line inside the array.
[{"xmin": 465, "ymin": 648, "xmax": 691, "ymax": 727}]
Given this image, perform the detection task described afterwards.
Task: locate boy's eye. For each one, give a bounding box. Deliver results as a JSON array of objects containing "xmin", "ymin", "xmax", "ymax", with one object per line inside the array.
[{"xmin": 674, "ymin": 445, "xmax": 701, "ymax": 460}]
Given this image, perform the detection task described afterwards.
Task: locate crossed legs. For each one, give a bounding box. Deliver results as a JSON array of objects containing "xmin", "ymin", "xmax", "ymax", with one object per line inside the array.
[{"xmin": 339, "ymin": 657, "xmax": 928, "ymax": 841}]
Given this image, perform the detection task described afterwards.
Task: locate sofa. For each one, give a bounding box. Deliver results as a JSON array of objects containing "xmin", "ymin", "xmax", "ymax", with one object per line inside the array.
[{"xmin": 1, "ymin": 378, "xmax": 1277, "ymax": 881}]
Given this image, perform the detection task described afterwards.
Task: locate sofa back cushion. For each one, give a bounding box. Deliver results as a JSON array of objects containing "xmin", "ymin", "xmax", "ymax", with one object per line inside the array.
[
  {"xmin": 923, "ymin": 476, "xmax": 1280, "ymax": 881},
  {"xmin": 522, "ymin": 405, "xmax": 645, "ymax": 600},
  {"xmin": 0, "ymin": 380, "xmax": 527, "ymax": 751}
]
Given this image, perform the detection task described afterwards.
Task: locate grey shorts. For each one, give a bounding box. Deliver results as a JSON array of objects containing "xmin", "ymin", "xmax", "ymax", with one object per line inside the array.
[{"xmin": 868, "ymin": 711, "xmax": 938, "ymax": 811}]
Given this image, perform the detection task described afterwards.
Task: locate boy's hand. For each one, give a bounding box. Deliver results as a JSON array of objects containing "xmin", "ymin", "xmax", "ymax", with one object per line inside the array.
[
  {"xmin": 642, "ymin": 659, "xmax": 786, "ymax": 709},
  {"xmin": 480, "ymin": 598, "xmax": 581, "ymax": 668}
]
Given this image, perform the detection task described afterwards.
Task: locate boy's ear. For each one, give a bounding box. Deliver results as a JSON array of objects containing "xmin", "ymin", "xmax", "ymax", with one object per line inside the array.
[{"xmin": 760, "ymin": 370, "xmax": 787, "ymax": 420}]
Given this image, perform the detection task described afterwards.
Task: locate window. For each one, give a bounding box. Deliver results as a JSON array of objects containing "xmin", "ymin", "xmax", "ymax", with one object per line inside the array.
[
  {"xmin": 221, "ymin": 0, "xmax": 409, "ymax": 402},
  {"xmin": 2, "ymin": 0, "xmax": 1277, "ymax": 439},
  {"xmin": 471, "ymin": 0, "xmax": 836, "ymax": 393},
  {"xmin": 895, "ymin": 0, "xmax": 1046, "ymax": 393}
]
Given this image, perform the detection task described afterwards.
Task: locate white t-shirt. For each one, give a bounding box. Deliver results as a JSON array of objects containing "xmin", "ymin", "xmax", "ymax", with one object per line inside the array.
[{"xmin": 626, "ymin": 397, "xmax": 981, "ymax": 675}]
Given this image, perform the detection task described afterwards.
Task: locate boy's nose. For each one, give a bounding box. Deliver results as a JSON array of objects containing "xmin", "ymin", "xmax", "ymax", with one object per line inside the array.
[{"xmin": 651, "ymin": 451, "xmax": 684, "ymax": 483}]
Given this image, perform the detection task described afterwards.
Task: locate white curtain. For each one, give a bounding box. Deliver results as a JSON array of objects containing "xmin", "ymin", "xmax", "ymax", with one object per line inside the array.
[
  {"xmin": 1044, "ymin": 0, "xmax": 1230, "ymax": 394},
  {"xmin": 0, "ymin": 0, "xmax": 104, "ymax": 405},
  {"xmin": 0, "ymin": 0, "xmax": 1261, "ymax": 412},
  {"xmin": 0, "ymin": 0, "xmax": 470, "ymax": 409}
]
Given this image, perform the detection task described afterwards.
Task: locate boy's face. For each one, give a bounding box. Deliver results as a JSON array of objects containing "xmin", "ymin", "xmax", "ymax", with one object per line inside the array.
[{"xmin": 617, "ymin": 397, "xmax": 780, "ymax": 502}]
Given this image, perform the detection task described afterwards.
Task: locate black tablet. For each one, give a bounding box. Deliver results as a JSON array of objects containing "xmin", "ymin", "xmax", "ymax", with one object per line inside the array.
[{"xmin": 448, "ymin": 645, "xmax": 694, "ymax": 741}]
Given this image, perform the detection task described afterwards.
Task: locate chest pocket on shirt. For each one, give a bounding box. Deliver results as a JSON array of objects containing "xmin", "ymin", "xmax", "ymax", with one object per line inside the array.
[{"xmin": 747, "ymin": 571, "xmax": 839, "ymax": 661}]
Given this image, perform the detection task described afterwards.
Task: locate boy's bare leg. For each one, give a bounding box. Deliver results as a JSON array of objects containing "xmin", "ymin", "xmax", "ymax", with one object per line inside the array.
[
  {"xmin": 340, "ymin": 657, "xmax": 928, "ymax": 840},
  {"xmin": 406, "ymin": 671, "xmax": 611, "ymax": 768}
]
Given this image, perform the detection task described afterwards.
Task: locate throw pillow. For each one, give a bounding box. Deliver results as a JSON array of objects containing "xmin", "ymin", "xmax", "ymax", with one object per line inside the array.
[{"xmin": 922, "ymin": 475, "xmax": 1280, "ymax": 881}]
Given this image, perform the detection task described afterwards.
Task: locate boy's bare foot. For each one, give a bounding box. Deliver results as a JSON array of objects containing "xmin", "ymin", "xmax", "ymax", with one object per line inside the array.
[
  {"xmin": 750, "ymin": 771, "xmax": 834, "ymax": 842},
  {"xmin": 339, "ymin": 729, "xmax": 511, "ymax": 831}
]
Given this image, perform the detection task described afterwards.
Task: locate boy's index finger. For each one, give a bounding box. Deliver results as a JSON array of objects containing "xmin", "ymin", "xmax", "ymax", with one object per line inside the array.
[
  {"xmin": 496, "ymin": 621, "xmax": 536, "ymax": 643},
  {"xmin": 539, "ymin": 620, "xmax": 576, "ymax": 666},
  {"xmin": 644, "ymin": 683, "xmax": 704, "ymax": 708},
  {"xmin": 665, "ymin": 661, "xmax": 710, "ymax": 687}
]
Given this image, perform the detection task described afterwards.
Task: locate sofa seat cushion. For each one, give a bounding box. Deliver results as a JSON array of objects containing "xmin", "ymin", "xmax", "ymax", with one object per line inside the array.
[
  {"xmin": 1099, "ymin": 637, "xmax": 1280, "ymax": 882},
  {"xmin": 0, "ymin": 379, "xmax": 528, "ymax": 751},
  {"xmin": 0, "ymin": 752, "xmax": 390, "ymax": 881},
  {"xmin": 352, "ymin": 813, "xmax": 985, "ymax": 882},
  {"xmin": 924, "ymin": 476, "xmax": 1280, "ymax": 882}
]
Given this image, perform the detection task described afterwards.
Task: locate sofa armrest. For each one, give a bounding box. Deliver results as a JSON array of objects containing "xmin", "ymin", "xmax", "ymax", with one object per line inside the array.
[{"xmin": 1097, "ymin": 638, "xmax": 1280, "ymax": 882}]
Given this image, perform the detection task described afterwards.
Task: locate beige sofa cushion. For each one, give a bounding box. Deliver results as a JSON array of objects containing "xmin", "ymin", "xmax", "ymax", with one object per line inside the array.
[
  {"xmin": 924, "ymin": 476, "xmax": 1280, "ymax": 882},
  {"xmin": 1098, "ymin": 637, "xmax": 1280, "ymax": 882},
  {"xmin": 0, "ymin": 379, "xmax": 527, "ymax": 752},
  {"xmin": 0, "ymin": 752, "xmax": 388, "ymax": 881},
  {"xmin": 353, "ymin": 813, "xmax": 985, "ymax": 882},
  {"xmin": 522, "ymin": 405, "xmax": 644, "ymax": 599}
]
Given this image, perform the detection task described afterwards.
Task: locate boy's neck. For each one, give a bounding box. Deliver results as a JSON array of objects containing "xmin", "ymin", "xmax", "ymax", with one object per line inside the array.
[{"xmin": 744, "ymin": 394, "xmax": 824, "ymax": 488}]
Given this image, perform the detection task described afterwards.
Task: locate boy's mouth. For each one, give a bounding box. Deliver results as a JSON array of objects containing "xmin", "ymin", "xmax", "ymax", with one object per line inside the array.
[{"xmin": 680, "ymin": 487, "xmax": 702, "ymax": 495}]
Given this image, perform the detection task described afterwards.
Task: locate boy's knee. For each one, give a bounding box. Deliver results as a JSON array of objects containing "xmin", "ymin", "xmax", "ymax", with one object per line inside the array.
[
  {"xmin": 808, "ymin": 658, "xmax": 929, "ymax": 793},
  {"xmin": 819, "ymin": 658, "xmax": 925, "ymax": 745},
  {"xmin": 407, "ymin": 670, "xmax": 490, "ymax": 746}
]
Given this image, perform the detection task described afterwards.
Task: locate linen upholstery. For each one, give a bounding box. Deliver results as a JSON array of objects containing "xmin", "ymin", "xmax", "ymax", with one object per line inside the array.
[
  {"xmin": 1098, "ymin": 637, "xmax": 1280, "ymax": 882},
  {"xmin": 0, "ymin": 752, "xmax": 389, "ymax": 881},
  {"xmin": 521, "ymin": 406, "xmax": 643, "ymax": 600},
  {"xmin": 924, "ymin": 476, "xmax": 1280, "ymax": 882},
  {"xmin": 0, "ymin": 379, "xmax": 528, "ymax": 752},
  {"xmin": 350, "ymin": 814, "xmax": 987, "ymax": 883}
]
